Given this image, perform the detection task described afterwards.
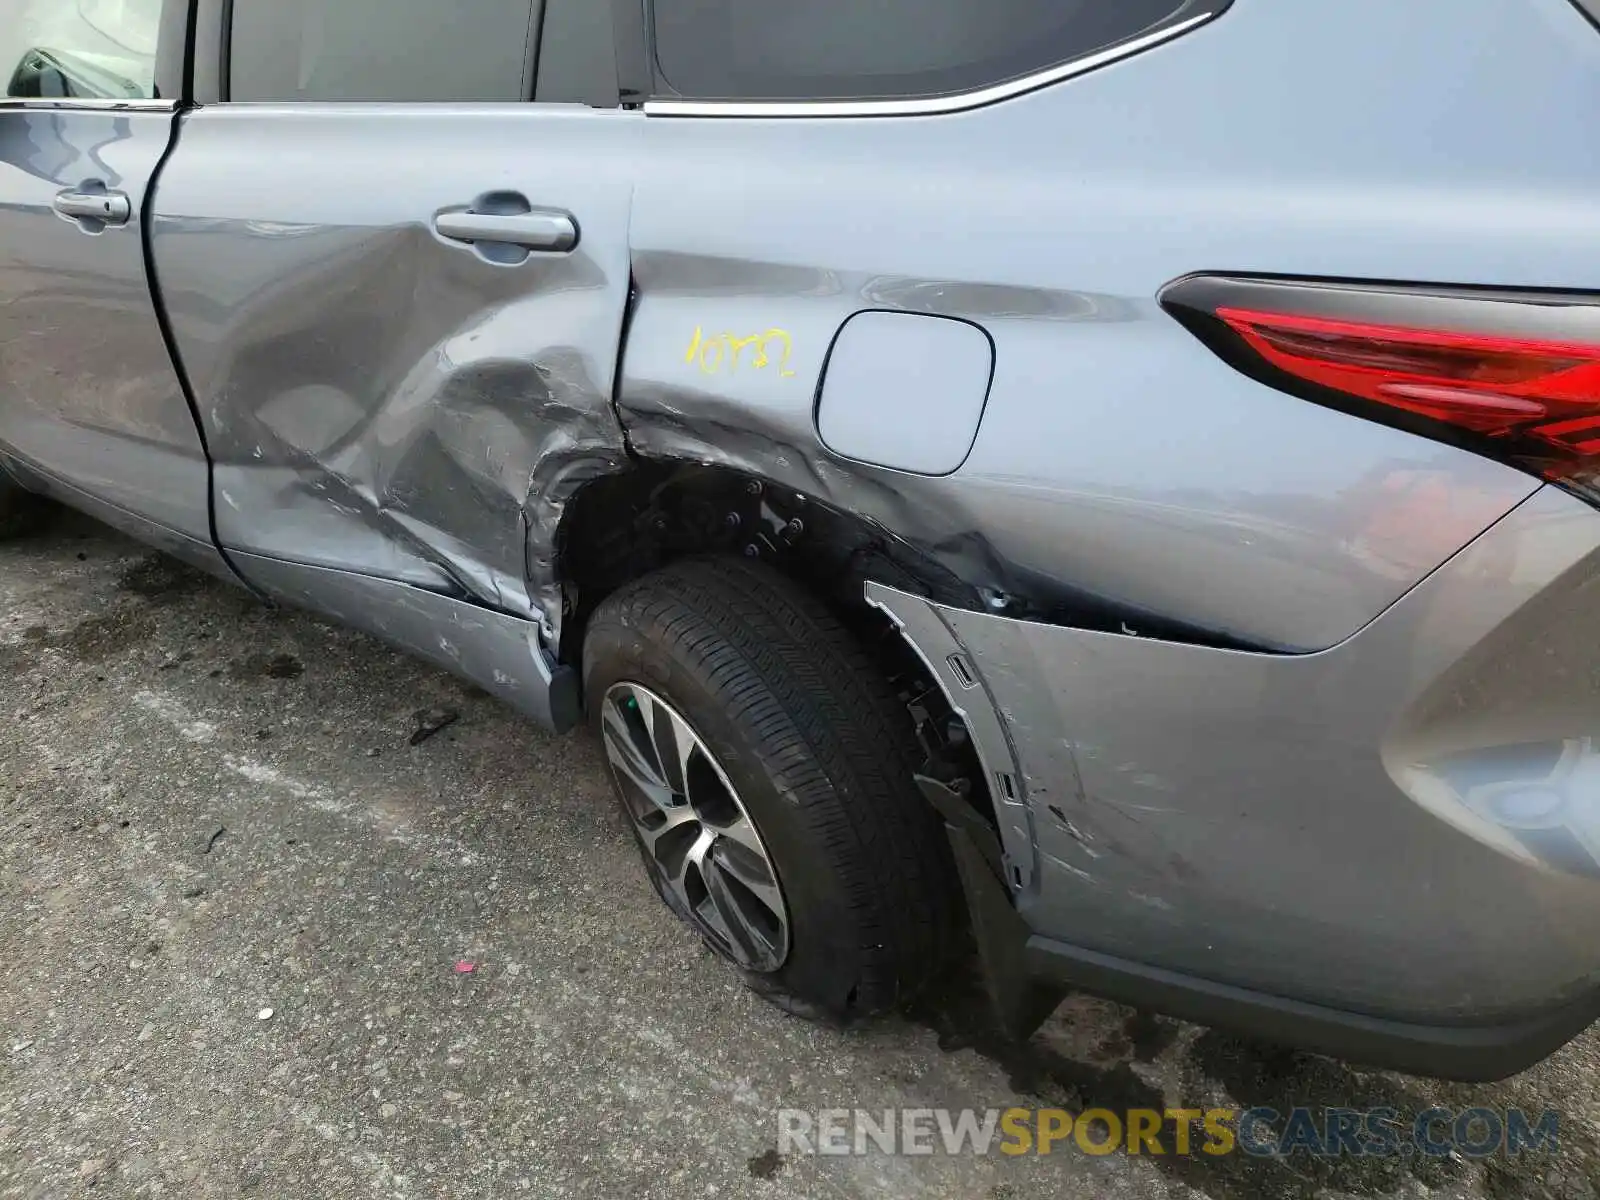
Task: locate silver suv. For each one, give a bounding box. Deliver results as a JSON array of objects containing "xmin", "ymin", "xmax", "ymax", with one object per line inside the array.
[{"xmin": 5, "ymin": 0, "xmax": 1600, "ymax": 1081}]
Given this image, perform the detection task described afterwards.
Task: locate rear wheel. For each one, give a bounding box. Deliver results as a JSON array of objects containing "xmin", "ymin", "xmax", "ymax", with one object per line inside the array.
[
  {"xmin": 583, "ymin": 556, "xmax": 961, "ymax": 1020},
  {"xmin": 0, "ymin": 476, "xmax": 45, "ymax": 540}
]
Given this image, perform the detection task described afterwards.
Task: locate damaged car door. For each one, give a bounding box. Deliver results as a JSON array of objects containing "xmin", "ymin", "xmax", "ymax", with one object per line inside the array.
[{"xmin": 148, "ymin": 0, "xmax": 639, "ymax": 726}]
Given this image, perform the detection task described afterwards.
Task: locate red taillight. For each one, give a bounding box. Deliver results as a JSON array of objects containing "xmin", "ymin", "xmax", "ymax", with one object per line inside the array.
[{"xmin": 1213, "ymin": 307, "xmax": 1600, "ymax": 472}]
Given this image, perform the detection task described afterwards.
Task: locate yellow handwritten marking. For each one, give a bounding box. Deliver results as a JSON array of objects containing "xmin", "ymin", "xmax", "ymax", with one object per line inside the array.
[
  {"xmin": 725, "ymin": 333, "xmax": 766, "ymax": 371},
  {"xmin": 685, "ymin": 327, "xmax": 798, "ymax": 379},
  {"xmin": 762, "ymin": 328, "xmax": 797, "ymax": 377},
  {"xmin": 685, "ymin": 325, "xmax": 724, "ymax": 374}
]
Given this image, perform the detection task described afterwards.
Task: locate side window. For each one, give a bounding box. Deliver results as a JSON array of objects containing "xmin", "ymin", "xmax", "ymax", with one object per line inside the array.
[
  {"xmin": 1, "ymin": 0, "xmax": 162, "ymax": 100},
  {"xmin": 650, "ymin": 0, "xmax": 1207, "ymax": 102},
  {"xmin": 535, "ymin": 0, "xmax": 619, "ymax": 107},
  {"xmin": 229, "ymin": 0, "xmax": 543, "ymax": 103}
]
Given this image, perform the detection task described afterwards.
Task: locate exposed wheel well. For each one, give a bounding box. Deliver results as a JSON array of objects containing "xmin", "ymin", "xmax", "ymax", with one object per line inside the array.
[
  {"xmin": 555, "ymin": 461, "xmax": 978, "ymax": 651},
  {"xmin": 556, "ymin": 459, "xmax": 999, "ymax": 834}
]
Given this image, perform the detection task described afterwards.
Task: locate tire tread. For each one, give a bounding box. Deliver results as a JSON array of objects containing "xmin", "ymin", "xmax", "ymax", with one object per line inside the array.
[{"xmin": 589, "ymin": 556, "xmax": 960, "ymax": 1014}]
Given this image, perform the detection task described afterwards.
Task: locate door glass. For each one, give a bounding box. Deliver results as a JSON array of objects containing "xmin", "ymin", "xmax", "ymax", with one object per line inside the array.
[
  {"xmin": 229, "ymin": 0, "xmax": 540, "ymax": 102},
  {"xmin": 535, "ymin": 0, "xmax": 619, "ymax": 107},
  {"xmin": 0, "ymin": 0, "xmax": 161, "ymax": 99}
]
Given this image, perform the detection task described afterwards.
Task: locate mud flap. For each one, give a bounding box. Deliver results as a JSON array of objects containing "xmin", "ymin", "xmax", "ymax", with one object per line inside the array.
[{"xmin": 916, "ymin": 775, "xmax": 1065, "ymax": 1041}]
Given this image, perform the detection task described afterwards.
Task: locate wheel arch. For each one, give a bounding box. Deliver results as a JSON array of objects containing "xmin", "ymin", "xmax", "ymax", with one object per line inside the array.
[{"xmin": 554, "ymin": 457, "xmax": 1015, "ymax": 852}]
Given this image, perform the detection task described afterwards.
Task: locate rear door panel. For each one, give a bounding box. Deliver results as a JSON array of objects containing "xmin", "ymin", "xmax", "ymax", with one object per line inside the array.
[{"xmin": 148, "ymin": 103, "xmax": 639, "ymax": 621}]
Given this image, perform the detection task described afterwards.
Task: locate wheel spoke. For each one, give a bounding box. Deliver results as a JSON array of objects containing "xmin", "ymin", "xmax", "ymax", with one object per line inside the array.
[
  {"xmin": 602, "ymin": 690, "xmax": 667, "ymax": 782},
  {"xmin": 623, "ymin": 686, "xmax": 669, "ymax": 781},
  {"xmin": 685, "ymin": 829, "xmax": 756, "ymax": 965},
  {"xmin": 637, "ymin": 801, "xmax": 701, "ymax": 864},
  {"xmin": 683, "ymin": 824, "xmax": 717, "ymax": 880},
  {"xmin": 601, "ymin": 681, "xmax": 791, "ymax": 974},
  {"xmin": 651, "ymin": 704, "xmax": 699, "ymax": 798},
  {"xmin": 674, "ymin": 824, "xmax": 719, "ymax": 917},
  {"xmin": 701, "ymin": 850, "xmax": 783, "ymax": 971},
  {"xmin": 600, "ymin": 703, "xmax": 673, "ymax": 816},
  {"xmin": 703, "ymin": 815, "xmax": 785, "ymax": 915},
  {"xmin": 705, "ymin": 810, "xmax": 765, "ymax": 859}
]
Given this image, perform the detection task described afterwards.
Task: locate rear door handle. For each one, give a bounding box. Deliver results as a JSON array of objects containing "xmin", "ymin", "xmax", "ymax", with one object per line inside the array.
[
  {"xmin": 54, "ymin": 188, "xmax": 132, "ymax": 227},
  {"xmin": 433, "ymin": 210, "xmax": 578, "ymax": 253}
]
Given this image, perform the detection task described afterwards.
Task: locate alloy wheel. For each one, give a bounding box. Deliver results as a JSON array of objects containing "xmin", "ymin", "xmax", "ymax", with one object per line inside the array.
[{"xmin": 599, "ymin": 682, "xmax": 791, "ymax": 972}]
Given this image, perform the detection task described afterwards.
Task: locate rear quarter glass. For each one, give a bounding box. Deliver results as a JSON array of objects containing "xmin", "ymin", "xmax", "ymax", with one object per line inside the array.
[{"xmin": 648, "ymin": 0, "xmax": 1214, "ymax": 101}]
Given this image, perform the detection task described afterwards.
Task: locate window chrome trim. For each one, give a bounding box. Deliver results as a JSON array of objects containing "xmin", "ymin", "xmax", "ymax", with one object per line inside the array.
[
  {"xmin": 642, "ymin": 8, "xmax": 1220, "ymax": 118},
  {"xmin": 0, "ymin": 97, "xmax": 176, "ymax": 112}
]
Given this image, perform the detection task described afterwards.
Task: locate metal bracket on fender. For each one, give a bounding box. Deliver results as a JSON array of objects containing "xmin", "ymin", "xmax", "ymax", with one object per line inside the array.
[
  {"xmin": 867, "ymin": 580, "xmax": 1060, "ymax": 1040},
  {"xmin": 863, "ymin": 581, "xmax": 1039, "ymax": 892}
]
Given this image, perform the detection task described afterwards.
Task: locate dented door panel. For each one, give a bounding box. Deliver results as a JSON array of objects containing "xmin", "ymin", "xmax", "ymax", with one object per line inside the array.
[{"xmin": 149, "ymin": 104, "xmax": 639, "ymax": 633}]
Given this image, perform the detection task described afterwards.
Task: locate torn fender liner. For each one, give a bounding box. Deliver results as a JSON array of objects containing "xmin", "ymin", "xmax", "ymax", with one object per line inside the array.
[{"xmin": 620, "ymin": 390, "xmax": 1016, "ymax": 612}]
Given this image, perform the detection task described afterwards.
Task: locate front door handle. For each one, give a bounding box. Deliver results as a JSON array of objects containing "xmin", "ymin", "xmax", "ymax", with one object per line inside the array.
[
  {"xmin": 54, "ymin": 187, "xmax": 132, "ymax": 228},
  {"xmin": 434, "ymin": 210, "xmax": 578, "ymax": 254}
]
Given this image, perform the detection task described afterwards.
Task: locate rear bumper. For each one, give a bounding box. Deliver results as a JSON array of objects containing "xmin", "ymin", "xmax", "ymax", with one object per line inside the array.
[
  {"xmin": 935, "ymin": 804, "xmax": 1600, "ymax": 1082},
  {"xmin": 1022, "ymin": 930, "xmax": 1600, "ymax": 1083},
  {"xmin": 872, "ymin": 483, "xmax": 1600, "ymax": 1078}
]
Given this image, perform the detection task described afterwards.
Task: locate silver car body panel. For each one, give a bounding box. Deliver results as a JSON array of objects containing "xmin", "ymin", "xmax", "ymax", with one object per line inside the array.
[
  {"xmin": 1, "ymin": 452, "xmax": 228, "ymax": 580},
  {"xmin": 815, "ymin": 311, "xmax": 996, "ymax": 476},
  {"xmin": 616, "ymin": 0, "xmax": 1600, "ymax": 652},
  {"xmin": 4, "ymin": 0, "xmax": 1600, "ymax": 1059},
  {"xmin": 871, "ymin": 485, "xmax": 1600, "ymax": 1022},
  {"xmin": 0, "ymin": 108, "xmax": 216, "ymax": 552},
  {"xmin": 148, "ymin": 103, "xmax": 640, "ymax": 635},
  {"xmin": 231, "ymin": 551, "xmax": 563, "ymax": 727},
  {"xmin": 149, "ymin": 0, "xmax": 1598, "ymax": 656}
]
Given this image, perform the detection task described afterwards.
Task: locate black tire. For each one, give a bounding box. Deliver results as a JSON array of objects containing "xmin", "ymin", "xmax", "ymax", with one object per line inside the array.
[
  {"xmin": 0, "ymin": 476, "xmax": 45, "ymax": 540},
  {"xmin": 583, "ymin": 556, "xmax": 962, "ymax": 1021}
]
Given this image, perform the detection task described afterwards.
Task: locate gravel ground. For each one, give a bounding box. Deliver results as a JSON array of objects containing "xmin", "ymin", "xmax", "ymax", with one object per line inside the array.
[{"xmin": 2, "ymin": 511, "xmax": 1599, "ymax": 1200}]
